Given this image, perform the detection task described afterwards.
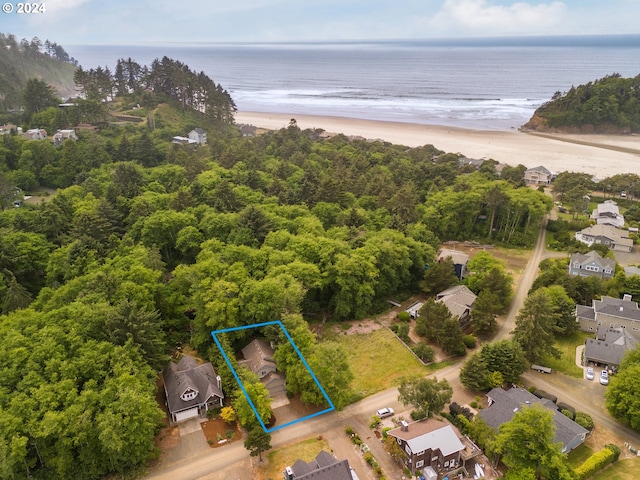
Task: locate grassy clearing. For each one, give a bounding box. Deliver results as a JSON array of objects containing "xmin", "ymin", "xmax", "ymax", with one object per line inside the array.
[
  {"xmin": 591, "ymin": 457, "xmax": 640, "ymax": 480},
  {"xmin": 332, "ymin": 328, "xmax": 427, "ymax": 399},
  {"xmin": 257, "ymin": 437, "xmax": 329, "ymax": 480},
  {"xmin": 565, "ymin": 443, "xmax": 594, "ymax": 469},
  {"xmin": 541, "ymin": 331, "xmax": 590, "ymax": 379}
]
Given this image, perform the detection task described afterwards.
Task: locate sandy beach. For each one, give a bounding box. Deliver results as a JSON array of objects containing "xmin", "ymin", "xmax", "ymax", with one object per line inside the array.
[{"xmin": 235, "ymin": 111, "xmax": 640, "ymax": 179}]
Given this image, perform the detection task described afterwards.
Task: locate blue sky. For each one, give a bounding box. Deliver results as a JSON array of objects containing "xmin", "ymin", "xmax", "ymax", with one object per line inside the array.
[{"xmin": 2, "ymin": 0, "xmax": 640, "ymax": 45}]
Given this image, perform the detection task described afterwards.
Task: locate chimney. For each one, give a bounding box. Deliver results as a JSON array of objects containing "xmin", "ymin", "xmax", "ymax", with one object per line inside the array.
[
  {"xmin": 620, "ymin": 307, "xmax": 624, "ymax": 312},
  {"xmin": 216, "ymin": 375, "xmax": 222, "ymax": 391},
  {"xmin": 401, "ymin": 420, "xmax": 409, "ymax": 432},
  {"xmin": 623, "ymin": 294, "xmax": 632, "ymax": 302},
  {"xmin": 284, "ymin": 466, "xmax": 294, "ymax": 480}
]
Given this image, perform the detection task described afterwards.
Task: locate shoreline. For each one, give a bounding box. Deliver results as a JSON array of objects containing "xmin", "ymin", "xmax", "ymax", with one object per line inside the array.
[{"xmin": 235, "ymin": 111, "xmax": 640, "ymax": 178}]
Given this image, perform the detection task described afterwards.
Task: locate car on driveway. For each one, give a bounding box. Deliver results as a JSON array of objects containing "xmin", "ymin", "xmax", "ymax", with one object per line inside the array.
[
  {"xmin": 376, "ymin": 407, "xmax": 394, "ymax": 418},
  {"xmin": 585, "ymin": 367, "xmax": 594, "ymax": 380},
  {"xmin": 599, "ymin": 370, "xmax": 609, "ymax": 385}
]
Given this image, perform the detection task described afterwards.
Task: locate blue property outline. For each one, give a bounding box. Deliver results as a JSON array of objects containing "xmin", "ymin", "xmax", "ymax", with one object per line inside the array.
[{"xmin": 211, "ymin": 321, "xmax": 335, "ymax": 433}]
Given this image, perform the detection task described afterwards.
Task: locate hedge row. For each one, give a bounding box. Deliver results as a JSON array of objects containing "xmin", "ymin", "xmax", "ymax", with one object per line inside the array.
[{"xmin": 574, "ymin": 444, "xmax": 619, "ymax": 480}]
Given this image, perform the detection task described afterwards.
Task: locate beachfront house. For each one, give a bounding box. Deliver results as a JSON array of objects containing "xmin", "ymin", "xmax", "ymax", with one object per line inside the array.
[
  {"xmin": 162, "ymin": 355, "xmax": 224, "ymax": 424},
  {"xmin": 524, "ymin": 165, "xmax": 554, "ymax": 185},
  {"xmin": 568, "ymin": 250, "xmax": 616, "ymax": 279},
  {"xmin": 590, "ymin": 200, "xmax": 625, "ymax": 228},
  {"xmin": 480, "ymin": 387, "xmax": 588, "ymax": 453}
]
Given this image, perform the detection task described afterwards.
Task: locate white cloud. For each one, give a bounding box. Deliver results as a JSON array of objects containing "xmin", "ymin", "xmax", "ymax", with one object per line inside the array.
[{"xmin": 431, "ymin": 0, "xmax": 568, "ymax": 34}]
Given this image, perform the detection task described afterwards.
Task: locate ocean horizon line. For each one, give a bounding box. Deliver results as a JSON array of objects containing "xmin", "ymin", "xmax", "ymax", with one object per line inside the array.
[{"xmin": 67, "ymin": 33, "xmax": 640, "ymax": 49}]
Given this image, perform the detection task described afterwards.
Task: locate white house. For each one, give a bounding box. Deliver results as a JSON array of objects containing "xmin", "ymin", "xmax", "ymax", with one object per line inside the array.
[
  {"xmin": 52, "ymin": 129, "xmax": 78, "ymax": 146},
  {"xmin": 188, "ymin": 128, "xmax": 207, "ymax": 145}
]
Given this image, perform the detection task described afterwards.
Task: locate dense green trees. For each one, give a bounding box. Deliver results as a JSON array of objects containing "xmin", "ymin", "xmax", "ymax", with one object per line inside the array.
[
  {"xmin": 606, "ymin": 348, "xmax": 640, "ymax": 431},
  {"xmin": 460, "ymin": 340, "xmax": 526, "ymax": 391},
  {"xmin": 529, "ymin": 73, "xmax": 640, "ymax": 133},
  {"xmin": 512, "ymin": 289, "xmax": 561, "ymax": 363}
]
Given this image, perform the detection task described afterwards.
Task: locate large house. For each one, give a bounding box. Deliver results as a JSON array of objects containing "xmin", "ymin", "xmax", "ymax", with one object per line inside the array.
[
  {"xmin": 576, "ymin": 294, "xmax": 640, "ymax": 334},
  {"xmin": 479, "ymin": 387, "xmax": 588, "ymax": 454},
  {"xmin": 283, "ymin": 450, "xmax": 358, "ymax": 480},
  {"xmin": 584, "ymin": 326, "xmax": 637, "ymax": 369},
  {"xmin": 590, "ymin": 200, "xmax": 625, "ymax": 228},
  {"xmin": 568, "ymin": 250, "xmax": 616, "ymax": 279},
  {"xmin": 188, "ymin": 128, "xmax": 207, "ymax": 145},
  {"xmin": 387, "ymin": 418, "xmax": 479, "ymax": 475},
  {"xmin": 438, "ymin": 249, "xmax": 469, "ymax": 281},
  {"xmin": 162, "ymin": 355, "xmax": 224, "ymax": 424},
  {"xmin": 240, "ymin": 339, "xmax": 286, "ymax": 396},
  {"xmin": 524, "ymin": 165, "xmax": 554, "ymax": 185},
  {"xmin": 436, "ymin": 285, "xmax": 477, "ymax": 328},
  {"xmin": 575, "ymin": 224, "xmax": 633, "ymax": 252}
]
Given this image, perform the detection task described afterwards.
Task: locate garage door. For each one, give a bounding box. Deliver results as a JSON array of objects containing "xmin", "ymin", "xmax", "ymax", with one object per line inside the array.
[{"xmin": 175, "ymin": 407, "xmax": 199, "ymax": 422}]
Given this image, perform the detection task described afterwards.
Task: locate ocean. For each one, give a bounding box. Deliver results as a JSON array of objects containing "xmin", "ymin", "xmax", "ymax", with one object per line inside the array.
[{"xmin": 67, "ymin": 35, "xmax": 640, "ymax": 131}]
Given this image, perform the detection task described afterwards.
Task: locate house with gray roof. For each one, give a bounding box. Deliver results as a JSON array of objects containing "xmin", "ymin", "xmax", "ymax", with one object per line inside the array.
[
  {"xmin": 590, "ymin": 200, "xmax": 625, "ymax": 228},
  {"xmin": 524, "ymin": 165, "xmax": 554, "ymax": 185},
  {"xmin": 569, "ymin": 250, "xmax": 616, "ymax": 279},
  {"xmin": 575, "ymin": 224, "xmax": 633, "ymax": 252},
  {"xmin": 576, "ymin": 294, "xmax": 640, "ymax": 334},
  {"xmin": 188, "ymin": 127, "xmax": 207, "ymax": 145},
  {"xmin": 438, "ymin": 249, "xmax": 470, "ymax": 280},
  {"xmin": 387, "ymin": 418, "xmax": 471, "ymax": 475},
  {"xmin": 162, "ymin": 355, "xmax": 224, "ymax": 424},
  {"xmin": 436, "ymin": 285, "xmax": 477, "ymax": 328},
  {"xmin": 479, "ymin": 387, "xmax": 588, "ymax": 453},
  {"xmin": 584, "ymin": 326, "xmax": 638, "ymax": 368},
  {"xmin": 283, "ymin": 450, "xmax": 357, "ymax": 480},
  {"xmin": 240, "ymin": 339, "xmax": 286, "ymax": 396}
]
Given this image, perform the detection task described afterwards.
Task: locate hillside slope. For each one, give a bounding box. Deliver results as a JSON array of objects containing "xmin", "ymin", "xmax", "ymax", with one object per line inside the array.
[
  {"xmin": 523, "ymin": 73, "xmax": 640, "ymax": 134},
  {"xmin": 0, "ymin": 34, "xmax": 77, "ymax": 110}
]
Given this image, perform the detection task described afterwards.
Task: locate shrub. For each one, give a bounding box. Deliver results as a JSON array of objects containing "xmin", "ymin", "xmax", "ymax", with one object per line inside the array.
[
  {"xmin": 463, "ymin": 334, "xmax": 477, "ymax": 349},
  {"xmin": 370, "ymin": 415, "xmax": 381, "ymax": 429},
  {"xmin": 557, "ymin": 402, "xmax": 575, "ymax": 419},
  {"xmin": 575, "ymin": 412, "xmax": 594, "ymax": 430},
  {"xmin": 605, "ymin": 443, "xmax": 621, "ymax": 461},
  {"xmin": 532, "ymin": 389, "xmax": 557, "ymax": 403},
  {"xmin": 470, "ymin": 401, "xmax": 478, "ymax": 409},
  {"xmin": 561, "ymin": 409, "xmax": 574, "ymax": 419},
  {"xmin": 397, "ymin": 311, "xmax": 411, "ymax": 322},
  {"xmin": 382, "ymin": 427, "xmax": 392, "ymax": 439},
  {"xmin": 345, "ymin": 426, "xmax": 354, "ymax": 435},
  {"xmin": 574, "ymin": 447, "xmax": 616, "ymax": 479},
  {"xmin": 412, "ymin": 343, "xmax": 435, "ymax": 363},
  {"xmin": 450, "ymin": 402, "xmax": 473, "ymax": 421}
]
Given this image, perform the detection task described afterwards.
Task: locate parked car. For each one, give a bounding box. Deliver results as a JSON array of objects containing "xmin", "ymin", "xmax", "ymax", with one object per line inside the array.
[
  {"xmin": 585, "ymin": 367, "xmax": 594, "ymax": 380},
  {"xmin": 376, "ymin": 407, "xmax": 394, "ymax": 418},
  {"xmin": 599, "ymin": 370, "xmax": 609, "ymax": 385}
]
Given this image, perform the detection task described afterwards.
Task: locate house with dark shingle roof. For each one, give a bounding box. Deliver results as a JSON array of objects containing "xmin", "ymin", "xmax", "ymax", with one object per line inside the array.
[
  {"xmin": 240, "ymin": 339, "xmax": 286, "ymax": 396},
  {"xmin": 568, "ymin": 250, "xmax": 616, "ymax": 279},
  {"xmin": 283, "ymin": 450, "xmax": 357, "ymax": 480},
  {"xmin": 584, "ymin": 326, "xmax": 637, "ymax": 368},
  {"xmin": 436, "ymin": 285, "xmax": 477, "ymax": 328},
  {"xmin": 479, "ymin": 387, "xmax": 588, "ymax": 453},
  {"xmin": 576, "ymin": 294, "xmax": 640, "ymax": 334},
  {"xmin": 162, "ymin": 355, "xmax": 224, "ymax": 424}
]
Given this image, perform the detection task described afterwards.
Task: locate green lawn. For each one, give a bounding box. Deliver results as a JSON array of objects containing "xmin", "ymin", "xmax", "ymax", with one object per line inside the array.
[
  {"xmin": 566, "ymin": 444, "xmax": 594, "ymax": 469},
  {"xmin": 541, "ymin": 331, "xmax": 590, "ymax": 379},
  {"xmin": 591, "ymin": 457, "xmax": 640, "ymax": 480},
  {"xmin": 258, "ymin": 437, "xmax": 329, "ymax": 480},
  {"xmin": 331, "ymin": 328, "xmax": 428, "ymax": 400}
]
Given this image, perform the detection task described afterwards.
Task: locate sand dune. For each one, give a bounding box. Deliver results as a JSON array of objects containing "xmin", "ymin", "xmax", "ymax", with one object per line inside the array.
[{"xmin": 235, "ymin": 111, "xmax": 640, "ymax": 178}]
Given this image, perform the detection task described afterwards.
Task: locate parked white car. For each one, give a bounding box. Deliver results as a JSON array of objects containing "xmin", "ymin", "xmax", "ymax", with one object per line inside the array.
[
  {"xmin": 585, "ymin": 367, "xmax": 594, "ymax": 380},
  {"xmin": 599, "ymin": 370, "xmax": 609, "ymax": 385},
  {"xmin": 376, "ymin": 407, "xmax": 395, "ymax": 418}
]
